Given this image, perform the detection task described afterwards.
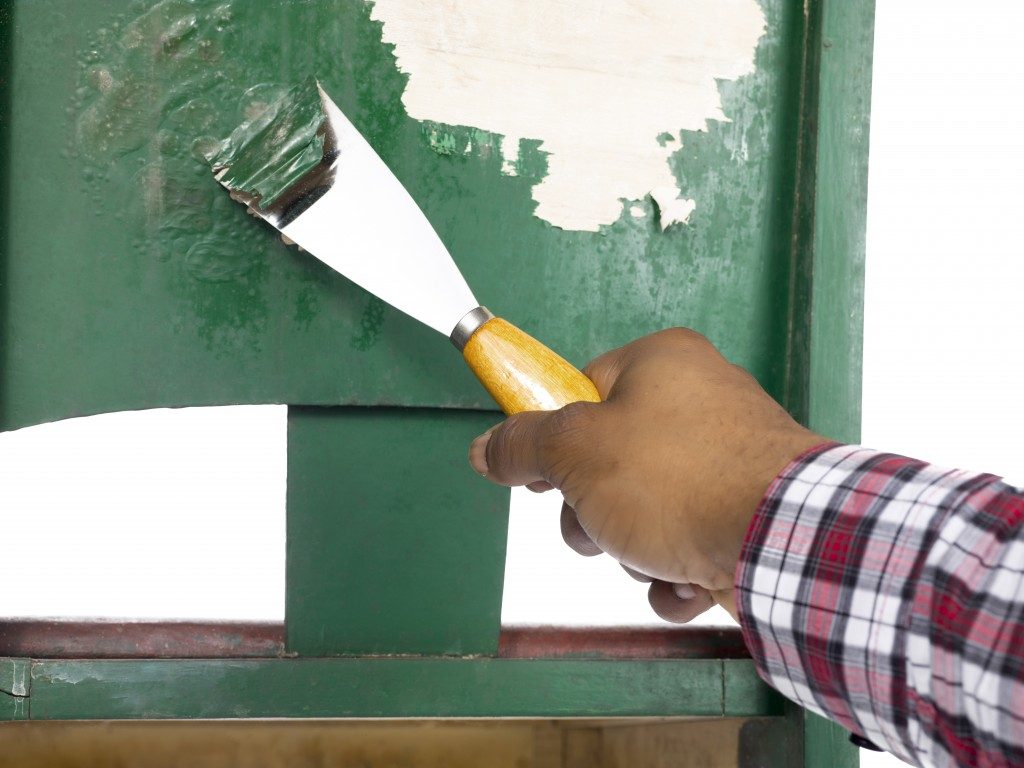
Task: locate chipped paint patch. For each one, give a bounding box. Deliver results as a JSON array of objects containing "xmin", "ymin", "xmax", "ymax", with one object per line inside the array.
[
  {"xmin": 0, "ymin": 658, "xmax": 29, "ymax": 697},
  {"xmin": 501, "ymin": 134, "xmax": 521, "ymax": 176},
  {"xmin": 370, "ymin": 0, "xmax": 765, "ymax": 231},
  {"xmin": 425, "ymin": 127, "xmax": 461, "ymax": 156}
]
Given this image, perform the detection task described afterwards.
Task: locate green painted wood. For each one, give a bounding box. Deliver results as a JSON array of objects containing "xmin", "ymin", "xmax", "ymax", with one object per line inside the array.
[
  {"xmin": 286, "ymin": 407, "xmax": 509, "ymax": 656},
  {"xmin": 790, "ymin": 1, "xmax": 874, "ymax": 762},
  {"xmin": 739, "ymin": 716, "xmax": 802, "ymax": 768},
  {"xmin": 0, "ymin": 694, "xmax": 28, "ymax": 721},
  {"xmin": 738, "ymin": 704, "xmax": 862, "ymax": 767},
  {"xmin": 723, "ymin": 660, "xmax": 785, "ymax": 718},
  {"xmin": 803, "ymin": 709, "xmax": 860, "ymax": 768},
  {"xmin": 805, "ymin": 0, "xmax": 875, "ymax": 444},
  {"xmin": 0, "ymin": 0, "xmax": 876, "ymax": 746},
  {"xmin": 3, "ymin": 0, "xmax": 819, "ymax": 430},
  {"xmin": 0, "ymin": 658, "xmax": 30, "ymax": 721},
  {"xmin": 0, "ymin": 658, "xmax": 29, "ymax": 698},
  {"xmin": 23, "ymin": 658, "xmax": 782, "ymax": 720}
]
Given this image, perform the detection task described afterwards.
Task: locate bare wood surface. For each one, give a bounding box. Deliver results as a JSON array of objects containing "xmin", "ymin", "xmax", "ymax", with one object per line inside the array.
[{"xmin": 0, "ymin": 719, "xmax": 747, "ymax": 767}]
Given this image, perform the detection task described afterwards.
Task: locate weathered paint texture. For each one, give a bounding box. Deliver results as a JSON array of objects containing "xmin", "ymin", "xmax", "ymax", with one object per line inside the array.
[
  {"xmin": 24, "ymin": 658, "xmax": 779, "ymax": 719},
  {"xmin": 0, "ymin": 0, "xmax": 867, "ymax": 449},
  {"xmin": 370, "ymin": 0, "xmax": 766, "ymax": 231}
]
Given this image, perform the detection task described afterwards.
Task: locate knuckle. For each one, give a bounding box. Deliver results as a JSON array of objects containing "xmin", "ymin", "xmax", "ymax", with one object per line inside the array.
[
  {"xmin": 581, "ymin": 359, "xmax": 607, "ymax": 386},
  {"xmin": 583, "ymin": 347, "xmax": 623, "ymax": 380},
  {"xmin": 545, "ymin": 401, "xmax": 599, "ymax": 446},
  {"xmin": 661, "ymin": 326, "xmax": 711, "ymax": 347},
  {"xmin": 581, "ymin": 353, "xmax": 607, "ymax": 379},
  {"xmin": 485, "ymin": 417, "xmax": 525, "ymax": 471},
  {"xmin": 537, "ymin": 402, "xmax": 604, "ymax": 487}
]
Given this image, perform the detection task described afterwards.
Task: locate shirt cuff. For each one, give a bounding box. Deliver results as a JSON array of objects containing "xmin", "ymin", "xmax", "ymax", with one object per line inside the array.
[
  {"xmin": 733, "ymin": 442, "xmax": 1022, "ymax": 766},
  {"xmin": 733, "ymin": 443, "xmax": 926, "ymax": 760}
]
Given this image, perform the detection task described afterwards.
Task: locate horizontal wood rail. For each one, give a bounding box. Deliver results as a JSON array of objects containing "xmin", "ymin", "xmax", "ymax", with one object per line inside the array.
[{"xmin": 0, "ymin": 621, "xmax": 749, "ymax": 660}]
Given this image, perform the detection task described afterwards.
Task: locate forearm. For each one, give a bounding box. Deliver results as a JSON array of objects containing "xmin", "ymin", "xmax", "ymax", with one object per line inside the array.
[{"xmin": 736, "ymin": 444, "xmax": 1024, "ymax": 767}]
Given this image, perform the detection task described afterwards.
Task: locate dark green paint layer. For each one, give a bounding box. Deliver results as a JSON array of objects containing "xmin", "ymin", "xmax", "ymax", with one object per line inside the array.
[
  {"xmin": 0, "ymin": 0, "xmax": 13, "ymax": 420},
  {"xmin": 286, "ymin": 407, "xmax": 510, "ymax": 657},
  {"xmin": 211, "ymin": 76, "xmax": 326, "ymax": 208},
  {"xmin": 1, "ymin": 0, "xmax": 855, "ymax": 434},
  {"xmin": 24, "ymin": 657, "xmax": 782, "ymax": 720}
]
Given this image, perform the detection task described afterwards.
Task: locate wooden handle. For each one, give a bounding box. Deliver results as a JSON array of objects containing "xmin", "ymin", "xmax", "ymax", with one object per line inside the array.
[{"xmin": 462, "ymin": 317, "xmax": 601, "ymax": 415}]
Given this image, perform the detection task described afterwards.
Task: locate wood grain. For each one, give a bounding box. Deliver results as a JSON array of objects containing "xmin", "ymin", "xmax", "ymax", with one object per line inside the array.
[
  {"xmin": 462, "ymin": 317, "xmax": 601, "ymax": 414},
  {"xmin": 0, "ymin": 719, "xmax": 746, "ymax": 767}
]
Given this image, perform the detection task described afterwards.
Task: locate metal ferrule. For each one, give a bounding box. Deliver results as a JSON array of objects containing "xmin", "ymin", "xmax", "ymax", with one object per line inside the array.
[{"xmin": 450, "ymin": 306, "xmax": 494, "ymax": 351}]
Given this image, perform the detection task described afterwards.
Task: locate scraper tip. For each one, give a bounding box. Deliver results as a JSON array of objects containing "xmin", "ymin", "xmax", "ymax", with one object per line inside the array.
[{"xmin": 208, "ymin": 76, "xmax": 339, "ymax": 228}]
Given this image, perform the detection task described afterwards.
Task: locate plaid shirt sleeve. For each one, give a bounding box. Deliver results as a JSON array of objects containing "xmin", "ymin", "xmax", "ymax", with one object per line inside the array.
[{"xmin": 736, "ymin": 443, "xmax": 1024, "ymax": 767}]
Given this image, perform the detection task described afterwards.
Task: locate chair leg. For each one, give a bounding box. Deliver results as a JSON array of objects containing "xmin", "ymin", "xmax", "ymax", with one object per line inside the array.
[
  {"xmin": 285, "ymin": 405, "xmax": 510, "ymax": 657},
  {"xmin": 739, "ymin": 704, "xmax": 859, "ymax": 767},
  {"xmin": 802, "ymin": 710, "xmax": 860, "ymax": 768}
]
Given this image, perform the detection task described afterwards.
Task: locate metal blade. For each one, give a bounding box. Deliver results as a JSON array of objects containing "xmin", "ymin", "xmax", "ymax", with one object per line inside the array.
[{"xmin": 277, "ymin": 86, "xmax": 478, "ymax": 337}]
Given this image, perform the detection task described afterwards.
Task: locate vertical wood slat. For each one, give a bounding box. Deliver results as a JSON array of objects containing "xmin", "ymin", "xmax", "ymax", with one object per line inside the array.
[
  {"xmin": 800, "ymin": 0, "xmax": 877, "ymax": 762},
  {"xmin": 806, "ymin": 0, "xmax": 876, "ymax": 445},
  {"xmin": 285, "ymin": 406, "xmax": 509, "ymax": 656}
]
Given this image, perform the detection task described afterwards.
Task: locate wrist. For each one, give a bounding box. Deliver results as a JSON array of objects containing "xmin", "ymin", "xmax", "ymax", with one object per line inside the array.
[
  {"xmin": 715, "ymin": 428, "xmax": 829, "ymax": 592},
  {"xmin": 727, "ymin": 435, "xmax": 840, "ymax": 606}
]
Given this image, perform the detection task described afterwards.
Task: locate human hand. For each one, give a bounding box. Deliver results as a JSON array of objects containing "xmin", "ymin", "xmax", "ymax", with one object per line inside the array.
[{"xmin": 469, "ymin": 328, "xmax": 825, "ymax": 623}]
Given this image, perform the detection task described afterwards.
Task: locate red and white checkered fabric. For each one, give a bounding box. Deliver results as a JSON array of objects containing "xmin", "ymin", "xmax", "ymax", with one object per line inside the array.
[{"xmin": 736, "ymin": 443, "xmax": 1024, "ymax": 767}]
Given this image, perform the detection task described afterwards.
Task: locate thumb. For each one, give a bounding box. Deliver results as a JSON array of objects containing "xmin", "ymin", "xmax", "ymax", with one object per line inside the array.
[{"xmin": 469, "ymin": 403, "xmax": 598, "ymax": 488}]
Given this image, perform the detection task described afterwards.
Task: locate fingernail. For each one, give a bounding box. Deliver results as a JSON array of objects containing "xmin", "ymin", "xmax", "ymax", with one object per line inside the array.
[
  {"xmin": 673, "ymin": 583, "xmax": 696, "ymax": 600},
  {"xmin": 469, "ymin": 432, "xmax": 491, "ymax": 476}
]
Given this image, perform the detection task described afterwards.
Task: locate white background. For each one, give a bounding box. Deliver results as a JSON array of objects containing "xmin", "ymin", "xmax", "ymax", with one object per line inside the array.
[
  {"xmin": 1, "ymin": 1, "xmax": 1022, "ymax": 764},
  {"xmin": 860, "ymin": 4, "xmax": 1024, "ymax": 763}
]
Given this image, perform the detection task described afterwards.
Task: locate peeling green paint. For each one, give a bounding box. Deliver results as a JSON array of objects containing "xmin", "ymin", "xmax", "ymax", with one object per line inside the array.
[
  {"xmin": 0, "ymin": 658, "xmax": 30, "ymax": 719},
  {"xmin": 1, "ymin": 0, "xmax": 871, "ymax": 443},
  {"xmin": 424, "ymin": 127, "xmax": 461, "ymax": 156},
  {"xmin": 210, "ymin": 77, "xmax": 326, "ymax": 209},
  {"xmin": 0, "ymin": 658, "xmax": 29, "ymax": 698}
]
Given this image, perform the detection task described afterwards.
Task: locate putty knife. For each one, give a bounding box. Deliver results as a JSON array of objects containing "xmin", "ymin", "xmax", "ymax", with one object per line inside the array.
[{"xmin": 210, "ymin": 79, "xmax": 599, "ymax": 414}]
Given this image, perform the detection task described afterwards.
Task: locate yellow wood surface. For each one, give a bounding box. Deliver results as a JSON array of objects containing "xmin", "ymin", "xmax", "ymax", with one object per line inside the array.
[
  {"xmin": 0, "ymin": 719, "xmax": 745, "ymax": 767},
  {"xmin": 462, "ymin": 317, "xmax": 601, "ymax": 414}
]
